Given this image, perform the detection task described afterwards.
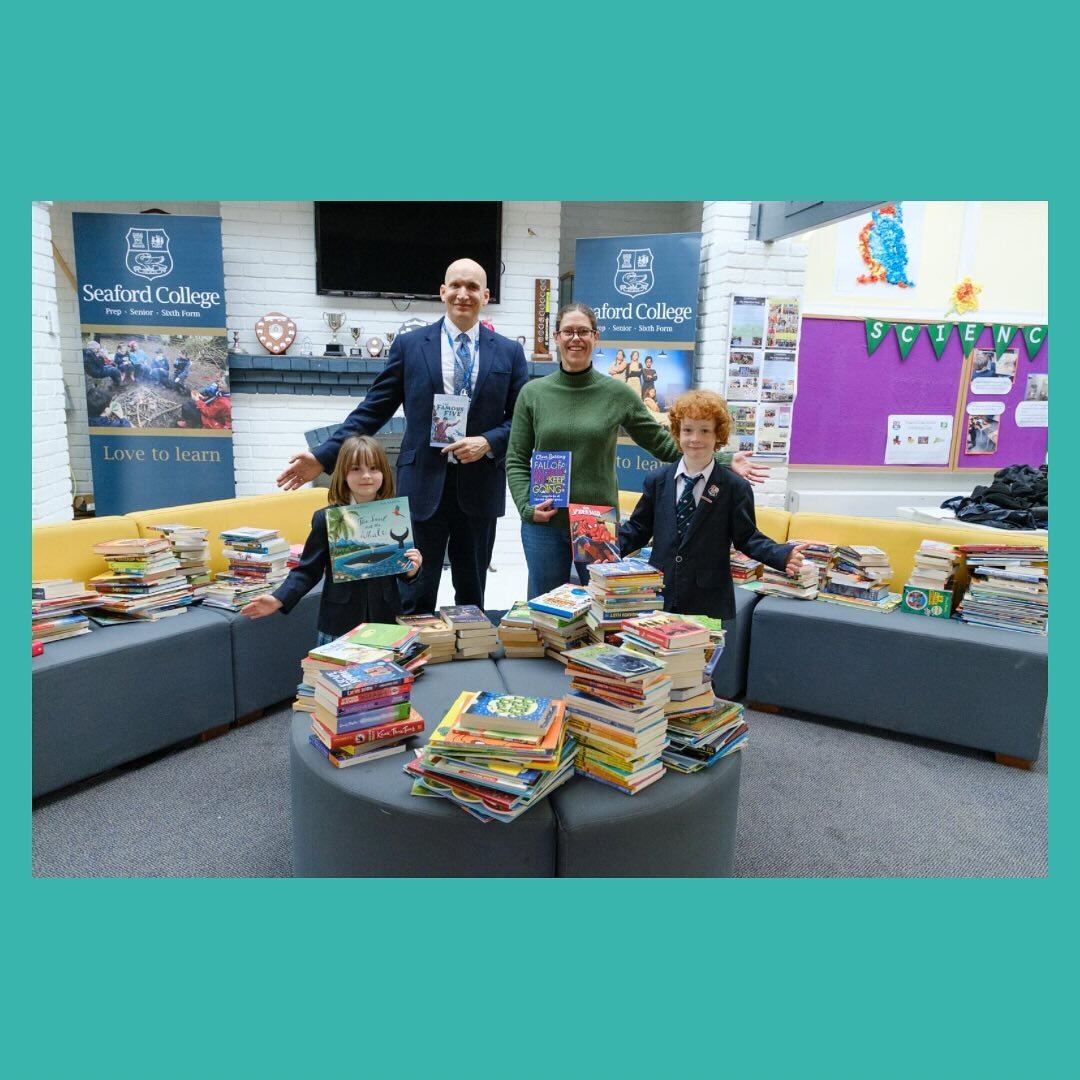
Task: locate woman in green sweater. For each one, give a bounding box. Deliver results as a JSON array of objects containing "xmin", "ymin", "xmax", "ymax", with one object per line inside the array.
[{"xmin": 506, "ymin": 302, "xmax": 765, "ymax": 598}]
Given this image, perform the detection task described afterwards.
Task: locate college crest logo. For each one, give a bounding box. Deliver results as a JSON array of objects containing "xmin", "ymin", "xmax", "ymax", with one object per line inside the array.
[
  {"xmin": 614, "ymin": 248, "xmax": 654, "ymax": 297},
  {"xmin": 125, "ymin": 227, "xmax": 173, "ymax": 280}
]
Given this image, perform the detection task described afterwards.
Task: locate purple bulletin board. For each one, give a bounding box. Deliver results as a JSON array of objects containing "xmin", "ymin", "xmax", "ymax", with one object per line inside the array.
[
  {"xmin": 789, "ymin": 317, "xmax": 1048, "ymax": 469},
  {"xmin": 956, "ymin": 333, "xmax": 1048, "ymax": 470}
]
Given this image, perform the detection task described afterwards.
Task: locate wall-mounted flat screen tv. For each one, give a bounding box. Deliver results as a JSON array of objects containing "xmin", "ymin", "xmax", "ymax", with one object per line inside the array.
[{"xmin": 314, "ymin": 201, "xmax": 503, "ymax": 302}]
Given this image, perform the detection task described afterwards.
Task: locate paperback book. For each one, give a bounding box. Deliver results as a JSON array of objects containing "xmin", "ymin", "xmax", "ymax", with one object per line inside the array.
[
  {"xmin": 430, "ymin": 394, "xmax": 469, "ymax": 446},
  {"xmin": 568, "ymin": 504, "xmax": 620, "ymax": 564},
  {"xmin": 529, "ymin": 450, "xmax": 572, "ymax": 507}
]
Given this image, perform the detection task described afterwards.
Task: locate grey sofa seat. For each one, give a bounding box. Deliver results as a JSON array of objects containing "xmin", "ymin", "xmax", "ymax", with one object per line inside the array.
[
  {"xmin": 32, "ymin": 607, "xmax": 234, "ymax": 798},
  {"xmin": 709, "ymin": 586, "xmax": 760, "ymax": 700},
  {"xmin": 745, "ymin": 597, "xmax": 1048, "ymax": 762}
]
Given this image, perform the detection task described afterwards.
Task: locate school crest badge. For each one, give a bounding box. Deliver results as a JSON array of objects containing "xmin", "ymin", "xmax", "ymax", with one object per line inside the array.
[
  {"xmin": 614, "ymin": 248, "xmax": 654, "ymax": 298},
  {"xmin": 125, "ymin": 227, "xmax": 172, "ymax": 280}
]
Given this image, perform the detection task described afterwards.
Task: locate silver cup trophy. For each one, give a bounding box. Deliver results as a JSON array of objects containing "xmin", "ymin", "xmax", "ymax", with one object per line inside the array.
[
  {"xmin": 385, "ymin": 330, "xmax": 396, "ymax": 353},
  {"xmin": 349, "ymin": 325, "xmax": 364, "ymax": 356},
  {"xmin": 323, "ymin": 311, "xmax": 347, "ymax": 356}
]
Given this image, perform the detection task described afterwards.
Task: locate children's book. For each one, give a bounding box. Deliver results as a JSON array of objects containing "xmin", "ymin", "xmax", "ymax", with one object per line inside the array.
[
  {"xmin": 340, "ymin": 622, "xmax": 417, "ymax": 653},
  {"xmin": 308, "ymin": 735, "xmax": 408, "ymax": 768},
  {"xmin": 527, "ymin": 585, "xmax": 592, "ymax": 619},
  {"xmin": 438, "ymin": 605, "xmax": 494, "ymax": 629},
  {"xmin": 563, "ymin": 642, "xmax": 667, "ymax": 680},
  {"xmin": 458, "ymin": 691, "xmax": 556, "ymax": 736},
  {"xmin": 430, "ymin": 394, "xmax": 469, "ymax": 446},
  {"xmin": 307, "ymin": 639, "xmax": 393, "ymax": 667},
  {"xmin": 325, "ymin": 497, "xmax": 414, "ymax": 583},
  {"xmin": 568, "ymin": 504, "xmax": 620, "ymax": 564},
  {"xmin": 529, "ymin": 450, "xmax": 572, "ymax": 507},
  {"xmin": 620, "ymin": 612, "xmax": 710, "ymax": 649},
  {"xmin": 316, "ymin": 659, "xmax": 413, "ymax": 700}
]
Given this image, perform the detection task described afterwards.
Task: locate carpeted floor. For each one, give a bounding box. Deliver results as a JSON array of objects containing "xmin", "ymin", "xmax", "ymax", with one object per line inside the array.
[{"xmin": 31, "ymin": 702, "xmax": 1047, "ymax": 878}]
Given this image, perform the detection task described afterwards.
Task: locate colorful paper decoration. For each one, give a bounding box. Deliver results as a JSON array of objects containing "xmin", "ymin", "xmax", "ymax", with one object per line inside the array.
[
  {"xmin": 926, "ymin": 323, "xmax": 953, "ymax": 359},
  {"xmin": 865, "ymin": 318, "xmax": 892, "ymax": 356},
  {"xmin": 1021, "ymin": 325, "xmax": 1048, "ymax": 360},
  {"xmin": 992, "ymin": 324, "xmax": 1018, "ymax": 358},
  {"xmin": 957, "ymin": 322, "xmax": 985, "ymax": 357},
  {"xmin": 945, "ymin": 277, "xmax": 981, "ymax": 316},
  {"xmin": 856, "ymin": 204, "xmax": 915, "ymax": 288},
  {"xmin": 895, "ymin": 323, "xmax": 922, "ymax": 360}
]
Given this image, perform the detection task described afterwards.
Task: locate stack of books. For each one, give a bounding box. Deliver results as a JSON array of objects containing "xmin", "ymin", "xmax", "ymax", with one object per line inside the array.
[
  {"xmin": 147, "ymin": 523, "xmax": 212, "ymax": 599},
  {"xmin": 220, "ymin": 526, "xmax": 290, "ymax": 584},
  {"xmin": 793, "ymin": 540, "xmax": 835, "ymax": 588},
  {"xmin": 729, "ymin": 548, "xmax": 762, "ymax": 583},
  {"xmin": 818, "ymin": 545, "xmax": 899, "ymax": 612},
  {"xmin": 956, "ymin": 545, "xmax": 1049, "ymax": 635},
  {"xmin": 757, "ymin": 562, "xmax": 819, "ymax": 600},
  {"xmin": 583, "ymin": 558, "xmax": 665, "ymax": 643},
  {"xmin": 287, "ymin": 543, "xmax": 303, "ymax": 569},
  {"xmin": 396, "ymin": 612, "xmax": 457, "ymax": 663},
  {"xmin": 527, "ymin": 585, "xmax": 594, "ymax": 656},
  {"xmin": 292, "ymin": 638, "xmax": 393, "ymax": 714},
  {"xmin": 496, "ymin": 601, "xmax": 546, "ymax": 657},
  {"xmin": 405, "ymin": 690, "xmax": 576, "ymax": 822},
  {"xmin": 562, "ymin": 642, "xmax": 672, "ymax": 795},
  {"xmin": 439, "ymin": 605, "xmax": 499, "ymax": 659},
  {"xmin": 663, "ymin": 698, "xmax": 748, "ymax": 773},
  {"xmin": 32, "ymin": 579, "xmax": 98, "ymax": 644},
  {"xmin": 308, "ymin": 657, "xmax": 422, "ymax": 768},
  {"xmin": 338, "ymin": 621, "xmax": 428, "ymax": 674},
  {"xmin": 681, "ymin": 614, "xmax": 728, "ymax": 682},
  {"xmin": 900, "ymin": 540, "xmax": 962, "ymax": 618},
  {"xmin": 617, "ymin": 612, "xmax": 714, "ymax": 708},
  {"xmin": 88, "ymin": 538, "xmax": 193, "ymax": 620}
]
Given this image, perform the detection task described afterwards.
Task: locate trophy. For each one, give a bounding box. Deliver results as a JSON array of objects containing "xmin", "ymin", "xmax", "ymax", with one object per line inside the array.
[
  {"xmin": 232, "ymin": 331, "xmax": 241, "ymax": 353},
  {"xmin": 385, "ymin": 330, "xmax": 396, "ymax": 353},
  {"xmin": 366, "ymin": 336, "xmax": 385, "ymax": 359},
  {"xmin": 349, "ymin": 325, "xmax": 364, "ymax": 357},
  {"xmin": 323, "ymin": 311, "xmax": 347, "ymax": 356}
]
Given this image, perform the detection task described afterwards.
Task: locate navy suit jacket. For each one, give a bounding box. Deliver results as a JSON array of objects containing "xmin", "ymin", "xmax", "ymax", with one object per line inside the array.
[
  {"xmin": 313, "ymin": 319, "xmax": 529, "ymax": 521},
  {"xmin": 618, "ymin": 462, "xmax": 793, "ymax": 620}
]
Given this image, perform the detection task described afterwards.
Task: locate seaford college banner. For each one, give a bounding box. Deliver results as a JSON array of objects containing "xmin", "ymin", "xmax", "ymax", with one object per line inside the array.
[
  {"xmin": 573, "ymin": 232, "xmax": 702, "ymax": 492},
  {"xmin": 72, "ymin": 212, "xmax": 234, "ymax": 515}
]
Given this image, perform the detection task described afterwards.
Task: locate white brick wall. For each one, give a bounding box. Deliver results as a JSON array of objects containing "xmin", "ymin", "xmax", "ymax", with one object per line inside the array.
[
  {"xmin": 221, "ymin": 201, "xmax": 560, "ymax": 491},
  {"xmin": 32, "ymin": 202, "xmax": 74, "ymax": 524}
]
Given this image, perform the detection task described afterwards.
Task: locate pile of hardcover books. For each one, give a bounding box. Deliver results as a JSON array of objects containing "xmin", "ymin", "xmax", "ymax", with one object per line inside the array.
[
  {"xmin": 405, "ymin": 690, "xmax": 576, "ymax": 822},
  {"xmin": 955, "ymin": 545, "xmax": 1049, "ymax": 635},
  {"xmin": 396, "ymin": 612, "xmax": 456, "ymax": 663},
  {"xmin": 204, "ymin": 526, "xmax": 290, "ymax": 610},
  {"xmin": 292, "ymin": 638, "xmax": 393, "ymax": 714},
  {"xmin": 582, "ymin": 558, "xmax": 665, "ymax": 644},
  {"xmin": 88, "ymin": 537, "xmax": 193, "ymax": 619},
  {"xmin": 438, "ymin": 605, "xmax": 499, "ymax": 658},
  {"xmin": 663, "ymin": 698, "xmax": 748, "ymax": 773},
  {"xmin": 308, "ymin": 657, "xmax": 423, "ymax": 768},
  {"xmin": 817, "ymin": 545, "xmax": 898, "ymax": 611},
  {"xmin": 496, "ymin": 600, "xmax": 546, "ymax": 657},
  {"xmin": 729, "ymin": 548, "xmax": 763, "ymax": 583},
  {"xmin": 900, "ymin": 540, "xmax": 962, "ymax": 618},
  {"xmin": 338, "ymin": 621, "xmax": 429, "ymax": 674},
  {"xmin": 527, "ymin": 585, "xmax": 593, "ymax": 656},
  {"xmin": 32, "ymin": 579, "xmax": 98, "ymax": 644},
  {"xmin": 562, "ymin": 642, "xmax": 672, "ymax": 795},
  {"xmin": 147, "ymin": 523, "xmax": 212, "ymax": 599}
]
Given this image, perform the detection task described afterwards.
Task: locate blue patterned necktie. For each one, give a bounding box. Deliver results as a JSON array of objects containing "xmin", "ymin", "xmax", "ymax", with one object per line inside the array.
[
  {"xmin": 676, "ymin": 473, "xmax": 702, "ymax": 542},
  {"xmin": 453, "ymin": 332, "xmax": 474, "ymax": 397}
]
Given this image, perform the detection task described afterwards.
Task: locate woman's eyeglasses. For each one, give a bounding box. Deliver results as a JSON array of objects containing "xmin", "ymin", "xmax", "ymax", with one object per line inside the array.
[{"xmin": 557, "ymin": 328, "xmax": 595, "ymax": 340}]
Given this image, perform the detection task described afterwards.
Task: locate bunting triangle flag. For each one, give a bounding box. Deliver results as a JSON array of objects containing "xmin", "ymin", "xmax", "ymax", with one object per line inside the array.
[
  {"xmin": 922, "ymin": 323, "xmax": 952, "ymax": 360},
  {"xmin": 992, "ymin": 324, "xmax": 1018, "ymax": 357},
  {"xmin": 957, "ymin": 322, "xmax": 985, "ymax": 356},
  {"xmin": 895, "ymin": 323, "xmax": 922, "ymax": 360},
  {"xmin": 865, "ymin": 319, "xmax": 891, "ymax": 357},
  {"xmin": 1021, "ymin": 325, "xmax": 1047, "ymax": 360}
]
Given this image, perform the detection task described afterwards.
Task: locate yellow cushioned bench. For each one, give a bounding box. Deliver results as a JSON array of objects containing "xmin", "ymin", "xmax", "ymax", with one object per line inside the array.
[{"xmin": 33, "ymin": 516, "xmax": 141, "ymax": 585}]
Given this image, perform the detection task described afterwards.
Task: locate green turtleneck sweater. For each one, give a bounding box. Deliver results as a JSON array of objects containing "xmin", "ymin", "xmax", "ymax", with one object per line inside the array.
[{"xmin": 506, "ymin": 365, "xmax": 733, "ymax": 529}]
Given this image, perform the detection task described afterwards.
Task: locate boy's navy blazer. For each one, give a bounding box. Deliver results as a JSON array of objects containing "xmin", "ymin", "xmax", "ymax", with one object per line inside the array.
[
  {"xmin": 618, "ymin": 461, "xmax": 792, "ymax": 621},
  {"xmin": 273, "ymin": 507, "xmax": 401, "ymax": 636},
  {"xmin": 312, "ymin": 319, "xmax": 529, "ymax": 521}
]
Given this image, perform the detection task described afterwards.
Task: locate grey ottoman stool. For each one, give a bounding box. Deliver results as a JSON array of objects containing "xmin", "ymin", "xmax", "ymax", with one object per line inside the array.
[{"xmin": 290, "ymin": 659, "xmax": 558, "ymax": 877}]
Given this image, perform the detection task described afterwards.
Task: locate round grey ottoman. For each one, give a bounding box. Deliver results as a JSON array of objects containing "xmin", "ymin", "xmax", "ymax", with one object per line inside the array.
[{"xmin": 290, "ymin": 655, "xmax": 744, "ymax": 877}]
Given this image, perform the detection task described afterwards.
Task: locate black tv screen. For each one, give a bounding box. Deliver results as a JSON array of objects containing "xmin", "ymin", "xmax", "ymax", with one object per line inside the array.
[{"xmin": 314, "ymin": 201, "xmax": 503, "ymax": 302}]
